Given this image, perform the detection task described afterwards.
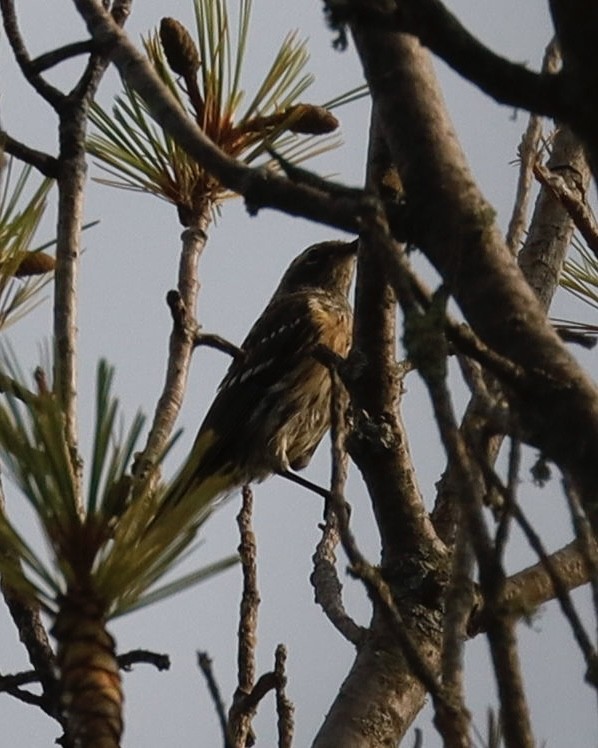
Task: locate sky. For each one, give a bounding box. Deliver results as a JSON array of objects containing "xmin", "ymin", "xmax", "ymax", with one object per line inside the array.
[{"xmin": 1, "ymin": 1, "xmax": 597, "ymax": 746}]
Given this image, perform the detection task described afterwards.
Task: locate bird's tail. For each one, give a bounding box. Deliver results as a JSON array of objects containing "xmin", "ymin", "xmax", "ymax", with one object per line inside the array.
[{"xmin": 160, "ymin": 428, "xmax": 240, "ymax": 510}]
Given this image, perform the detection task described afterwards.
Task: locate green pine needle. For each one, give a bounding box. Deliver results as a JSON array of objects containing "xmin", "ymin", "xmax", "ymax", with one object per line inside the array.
[
  {"xmin": 0, "ymin": 157, "xmax": 54, "ymax": 329},
  {"xmin": 0, "ymin": 352, "xmax": 234, "ymax": 619}
]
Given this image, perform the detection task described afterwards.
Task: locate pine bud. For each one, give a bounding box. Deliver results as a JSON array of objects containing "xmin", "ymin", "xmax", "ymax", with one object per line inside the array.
[
  {"xmin": 286, "ymin": 104, "xmax": 339, "ymax": 134},
  {"xmin": 14, "ymin": 251, "xmax": 55, "ymax": 277},
  {"xmin": 159, "ymin": 17, "xmax": 201, "ymax": 78}
]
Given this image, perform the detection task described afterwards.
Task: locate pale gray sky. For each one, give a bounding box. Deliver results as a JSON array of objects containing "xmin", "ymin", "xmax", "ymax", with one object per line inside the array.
[{"xmin": 1, "ymin": 2, "xmax": 596, "ymax": 746}]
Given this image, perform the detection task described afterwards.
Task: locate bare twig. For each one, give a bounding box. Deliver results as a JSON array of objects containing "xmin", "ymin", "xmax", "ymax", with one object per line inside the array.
[
  {"xmin": 30, "ymin": 40, "xmax": 95, "ymax": 74},
  {"xmin": 194, "ymin": 332, "xmax": 244, "ymax": 360},
  {"xmin": 505, "ymin": 37, "xmax": 560, "ymax": 254},
  {"xmin": 0, "ymin": 481, "xmax": 59, "ymax": 720},
  {"xmin": 398, "ymin": 249, "xmax": 534, "ymax": 746},
  {"xmin": 274, "ymin": 645, "xmax": 295, "ymax": 748},
  {"xmin": 117, "ymin": 649, "xmax": 170, "ymax": 672},
  {"xmin": 197, "ymin": 651, "xmax": 231, "ymax": 748},
  {"xmin": 473, "ymin": 454, "xmax": 598, "ymax": 685},
  {"xmin": 471, "ymin": 537, "xmax": 598, "ymax": 633},
  {"xmin": 0, "ymin": 131, "xmax": 58, "ymax": 177},
  {"xmin": 0, "ymin": 0, "xmax": 63, "ymax": 106},
  {"xmin": 4, "ymin": 0, "xmax": 132, "ymax": 513},
  {"xmin": 136, "ymin": 224, "xmax": 209, "ymax": 485},
  {"xmin": 309, "ymin": 351, "xmax": 366, "ymax": 645},
  {"xmin": 533, "ymin": 159, "xmax": 598, "ymax": 260},
  {"xmin": 236, "ymin": 486, "xmax": 259, "ymax": 697},
  {"xmin": 506, "ymin": 116, "xmax": 543, "ymax": 254},
  {"xmin": 310, "ymin": 506, "xmax": 366, "ymax": 646},
  {"xmin": 0, "ymin": 669, "xmax": 39, "ymax": 689},
  {"xmin": 0, "ymin": 672, "xmax": 44, "ymax": 707},
  {"xmin": 512, "ymin": 501, "xmax": 597, "ymax": 675},
  {"xmin": 441, "ymin": 519, "xmax": 474, "ymax": 725},
  {"xmin": 519, "ymin": 125, "xmax": 590, "ymax": 310},
  {"xmin": 228, "ymin": 486, "xmax": 260, "ymax": 747},
  {"xmin": 563, "ymin": 478, "xmax": 598, "ymax": 667}
]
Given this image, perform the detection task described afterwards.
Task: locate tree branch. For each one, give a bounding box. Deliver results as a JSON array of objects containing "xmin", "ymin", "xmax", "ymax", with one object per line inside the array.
[
  {"xmin": 0, "ymin": 131, "xmax": 58, "ymax": 178},
  {"xmin": 327, "ymin": 0, "xmax": 564, "ymax": 117},
  {"xmin": 0, "ymin": 0, "xmax": 64, "ymax": 108},
  {"xmin": 117, "ymin": 649, "xmax": 170, "ymax": 672},
  {"xmin": 197, "ymin": 651, "xmax": 232, "ymax": 748},
  {"xmin": 471, "ymin": 538, "xmax": 598, "ymax": 635},
  {"xmin": 350, "ymin": 15, "xmax": 598, "ymax": 517},
  {"xmin": 135, "ymin": 225, "xmax": 209, "ymax": 484},
  {"xmin": 227, "ymin": 486, "xmax": 260, "ymax": 748},
  {"xmin": 29, "ymin": 40, "xmax": 96, "ymax": 74}
]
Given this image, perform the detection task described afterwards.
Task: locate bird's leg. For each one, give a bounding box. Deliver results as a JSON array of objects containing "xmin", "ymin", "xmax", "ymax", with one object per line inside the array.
[{"xmin": 277, "ymin": 469, "xmax": 331, "ymax": 501}]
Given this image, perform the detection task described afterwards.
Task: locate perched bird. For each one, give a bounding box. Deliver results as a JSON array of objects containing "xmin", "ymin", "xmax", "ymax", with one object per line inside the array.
[{"xmin": 167, "ymin": 239, "xmax": 357, "ymax": 506}]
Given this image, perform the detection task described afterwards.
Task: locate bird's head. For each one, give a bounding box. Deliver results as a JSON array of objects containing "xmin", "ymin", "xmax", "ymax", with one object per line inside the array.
[{"xmin": 273, "ymin": 240, "xmax": 358, "ymax": 298}]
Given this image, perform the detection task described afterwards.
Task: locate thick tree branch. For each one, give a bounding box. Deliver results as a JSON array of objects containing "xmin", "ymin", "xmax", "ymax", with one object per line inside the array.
[
  {"xmin": 471, "ymin": 538, "xmax": 598, "ymax": 635},
  {"xmin": 350, "ymin": 106, "xmax": 444, "ymax": 563},
  {"xmin": 545, "ymin": 3, "xmax": 598, "ymax": 181},
  {"xmin": 314, "ymin": 357, "xmax": 452, "ymax": 748},
  {"xmin": 350, "ymin": 17, "xmax": 598, "ymax": 518}
]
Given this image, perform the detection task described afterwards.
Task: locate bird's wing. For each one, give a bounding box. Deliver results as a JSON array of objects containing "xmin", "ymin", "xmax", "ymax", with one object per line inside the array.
[{"xmin": 216, "ymin": 291, "xmax": 323, "ymax": 396}]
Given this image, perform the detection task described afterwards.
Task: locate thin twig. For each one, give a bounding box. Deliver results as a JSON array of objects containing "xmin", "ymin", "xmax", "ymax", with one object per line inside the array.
[
  {"xmin": 475, "ymin": 458, "xmax": 598, "ymax": 683},
  {"xmin": 310, "ymin": 351, "xmax": 366, "ymax": 645},
  {"xmin": 395, "ymin": 230, "xmax": 534, "ymax": 746},
  {"xmin": 505, "ymin": 36, "xmax": 559, "ymax": 254},
  {"xmin": 228, "ymin": 486, "xmax": 260, "ymax": 747},
  {"xmin": 563, "ymin": 477, "xmax": 598, "ymax": 674},
  {"xmin": 310, "ymin": 506, "xmax": 366, "ymax": 646},
  {"xmin": 274, "ymin": 645, "xmax": 295, "ymax": 748},
  {"xmin": 441, "ymin": 517, "xmax": 474, "ymax": 724},
  {"xmin": 0, "ymin": 131, "xmax": 58, "ymax": 177},
  {"xmin": 512, "ymin": 502, "xmax": 597, "ymax": 674},
  {"xmin": 117, "ymin": 649, "xmax": 170, "ymax": 672},
  {"xmin": 471, "ymin": 537, "xmax": 598, "ymax": 635},
  {"xmin": 136, "ymin": 224, "xmax": 209, "ymax": 486},
  {"xmin": 236, "ymin": 486, "xmax": 259, "ymax": 696},
  {"xmin": 505, "ymin": 114, "xmax": 542, "ymax": 255},
  {"xmin": 533, "ymin": 159, "xmax": 598, "ymax": 260},
  {"xmin": 0, "ymin": 481, "xmax": 59, "ymax": 720},
  {"xmin": 30, "ymin": 40, "xmax": 95, "ymax": 74},
  {"xmin": 194, "ymin": 332, "xmax": 244, "ymax": 360},
  {"xmin": 493, "ymin": 438, "xmax": 521, "ymax": 562},
  {"xmin": 197, "ymin": 651, "xmax": 232, "ymax": 748},
  {"xmin": 0, "ymin": 0, "xmax": 64, "ymax": 107}
]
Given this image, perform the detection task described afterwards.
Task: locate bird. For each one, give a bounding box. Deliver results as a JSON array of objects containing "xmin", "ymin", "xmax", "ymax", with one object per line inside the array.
[{"xmin": 165, "ymin": 239, "xmax": 357, "ymax": 507}]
